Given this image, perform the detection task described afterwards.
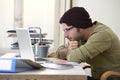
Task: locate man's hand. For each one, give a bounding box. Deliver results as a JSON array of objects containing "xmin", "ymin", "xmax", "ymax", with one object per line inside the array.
[
  {"xmin": 58, "ymin": 41, "xmax": 80, "ymax": 60},
  {"xmin": 67, "ymin": 41, "xmax": 80, "ymax": 50}
]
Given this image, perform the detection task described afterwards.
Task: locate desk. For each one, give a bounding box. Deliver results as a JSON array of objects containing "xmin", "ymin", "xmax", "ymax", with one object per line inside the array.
[
  {"xmin": 0, "ymin": 52, "xmax": 87, "ymax": 80},
  {"xmin": 0, "ymin": 66, "xmax": 87, "ymax": 80}
]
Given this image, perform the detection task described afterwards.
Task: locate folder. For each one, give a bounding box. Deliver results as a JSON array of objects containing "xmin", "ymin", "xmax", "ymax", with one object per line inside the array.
[{"xmin": 0, "ymin": 58, "xmax": 42, "ymax": 73}]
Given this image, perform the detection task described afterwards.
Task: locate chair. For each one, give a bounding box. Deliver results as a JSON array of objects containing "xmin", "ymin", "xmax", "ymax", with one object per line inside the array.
[
  {"xmin": 100, "ymin": 71, "xmax": 120, "ymax": 80},
  {"xmin": 83, "ymin": 65, "xmax": 120, "ymax": 80}
]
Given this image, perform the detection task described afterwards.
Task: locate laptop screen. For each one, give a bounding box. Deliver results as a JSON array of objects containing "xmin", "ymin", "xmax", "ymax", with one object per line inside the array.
[{"xmin": 16, "ymin": 28, "xmax": 35, "ymax": 61}]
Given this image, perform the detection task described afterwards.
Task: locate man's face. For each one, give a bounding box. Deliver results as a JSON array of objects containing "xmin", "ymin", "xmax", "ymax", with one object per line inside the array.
[{"xmin": 61, "ymin": 23, "xmax": 82, "ymax": 41}]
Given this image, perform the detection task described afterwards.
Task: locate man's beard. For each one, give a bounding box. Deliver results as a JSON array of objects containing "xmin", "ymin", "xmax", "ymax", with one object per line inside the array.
[{"xmin": 67, "ymin": 36, "xmax": 82, "ymax": 41}]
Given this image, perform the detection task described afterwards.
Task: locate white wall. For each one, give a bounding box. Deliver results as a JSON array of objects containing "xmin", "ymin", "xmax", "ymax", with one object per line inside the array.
[{"xmin": 72, "ymin": 0, "xmax": 120, "ymax": 38}]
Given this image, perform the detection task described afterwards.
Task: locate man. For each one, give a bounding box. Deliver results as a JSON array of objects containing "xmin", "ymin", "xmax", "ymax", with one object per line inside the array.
[{"xmin": 56, "ymin": 7, "xmax": 120, "ymax": 80}]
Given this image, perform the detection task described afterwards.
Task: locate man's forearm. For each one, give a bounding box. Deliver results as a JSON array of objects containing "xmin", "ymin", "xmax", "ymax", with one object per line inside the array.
[
  {"xmin": 58, "ymin": 47, "xmax": 68, "ymax": 60},
  {"xmin": 56, "ymin": 45, "xmax": 68, "ymax": 60},
  {"xmin": 56, "ymin": 41, "xmax": 81, "ymax": 60}
]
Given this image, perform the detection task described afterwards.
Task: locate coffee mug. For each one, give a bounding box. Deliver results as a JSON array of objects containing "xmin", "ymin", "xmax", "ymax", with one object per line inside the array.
[{"xmin": 36, "ymin": 44, "xmax": 49, "ymax": 58}]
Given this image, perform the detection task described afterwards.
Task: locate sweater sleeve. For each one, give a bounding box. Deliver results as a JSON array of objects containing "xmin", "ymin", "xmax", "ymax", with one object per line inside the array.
[{"xmin": 67, "ymin": 31, "xmax": 112, "ymax": 63}]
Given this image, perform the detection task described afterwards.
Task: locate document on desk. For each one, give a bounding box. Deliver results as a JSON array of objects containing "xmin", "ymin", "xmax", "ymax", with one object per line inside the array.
[
  {"xmin": 41, "ymin": 60, "xmax": 80, "ymax": 70},
  {"xmin": 0, "ymin": 58, "xmax": 16, "ymax": 72},
  {"xmin": 0, "ymin": 58, "xmax": 14, "ymax": 71},
  {"xmin": 53, "ymin": 60, "xmax": 80, "ymax": 66}
]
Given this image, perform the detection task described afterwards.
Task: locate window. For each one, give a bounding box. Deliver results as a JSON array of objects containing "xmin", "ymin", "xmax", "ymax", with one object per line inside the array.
[
  {"xmin": 0, "ymin": 0, "xmax": 57, "ymax": 51},
  {"xmin": 23, "ymin": 0, "xmax": 56, "ymax": 50},
  {"xmin": 0, "ymin": 0, "xmax": 14, "ymax": 48},
  {"xmin": 0, "ymin": 0, "xmax": 71, "ymax": 52}
]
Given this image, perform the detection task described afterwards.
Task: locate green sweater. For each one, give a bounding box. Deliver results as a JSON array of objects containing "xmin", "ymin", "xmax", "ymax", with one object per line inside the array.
[{"xmin": 56, "ymin": 22, "xmax": 120, "ymax": 79}]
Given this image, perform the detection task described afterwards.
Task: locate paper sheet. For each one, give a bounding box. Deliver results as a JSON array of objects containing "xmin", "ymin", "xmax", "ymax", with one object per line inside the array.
[{"xmin": 0, "ymin": 59, "xmax": 12, "ymax": 70}]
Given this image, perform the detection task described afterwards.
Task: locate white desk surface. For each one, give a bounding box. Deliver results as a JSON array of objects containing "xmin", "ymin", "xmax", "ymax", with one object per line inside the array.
[
  {"xmin": 22, "ymin": 66, "xmax": 86, "ymax": 75},
  {"xmin": 0, "ymin": 52, "xmax": 87, "ymax": 80},
  {"xmin": 0, "ymin": 66, "xmax": 87, "ymax": 80}
]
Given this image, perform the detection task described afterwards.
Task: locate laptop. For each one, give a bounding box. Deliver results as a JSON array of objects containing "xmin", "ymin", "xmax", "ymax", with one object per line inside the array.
[
  {"xmin": 16, "ymin": 28, "xmax": 73, "ymax": 70},
  {"xmin": 16, "ymin": 28, "xmax": 48, "ymax": 61},
  {"xmin": 16, "ymin": 28, "xmax": 35, "ymax": 61}
]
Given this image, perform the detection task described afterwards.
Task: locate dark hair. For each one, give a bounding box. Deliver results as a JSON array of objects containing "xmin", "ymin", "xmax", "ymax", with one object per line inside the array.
[{"xmin": 59, "ymin": 7, "xmax": 93, "ymax": 29}]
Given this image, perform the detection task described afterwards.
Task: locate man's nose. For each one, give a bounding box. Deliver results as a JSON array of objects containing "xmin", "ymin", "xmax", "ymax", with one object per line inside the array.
[{"xmin": 64, "ymin": 33, "xmax": 68, "ymax": 38}]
